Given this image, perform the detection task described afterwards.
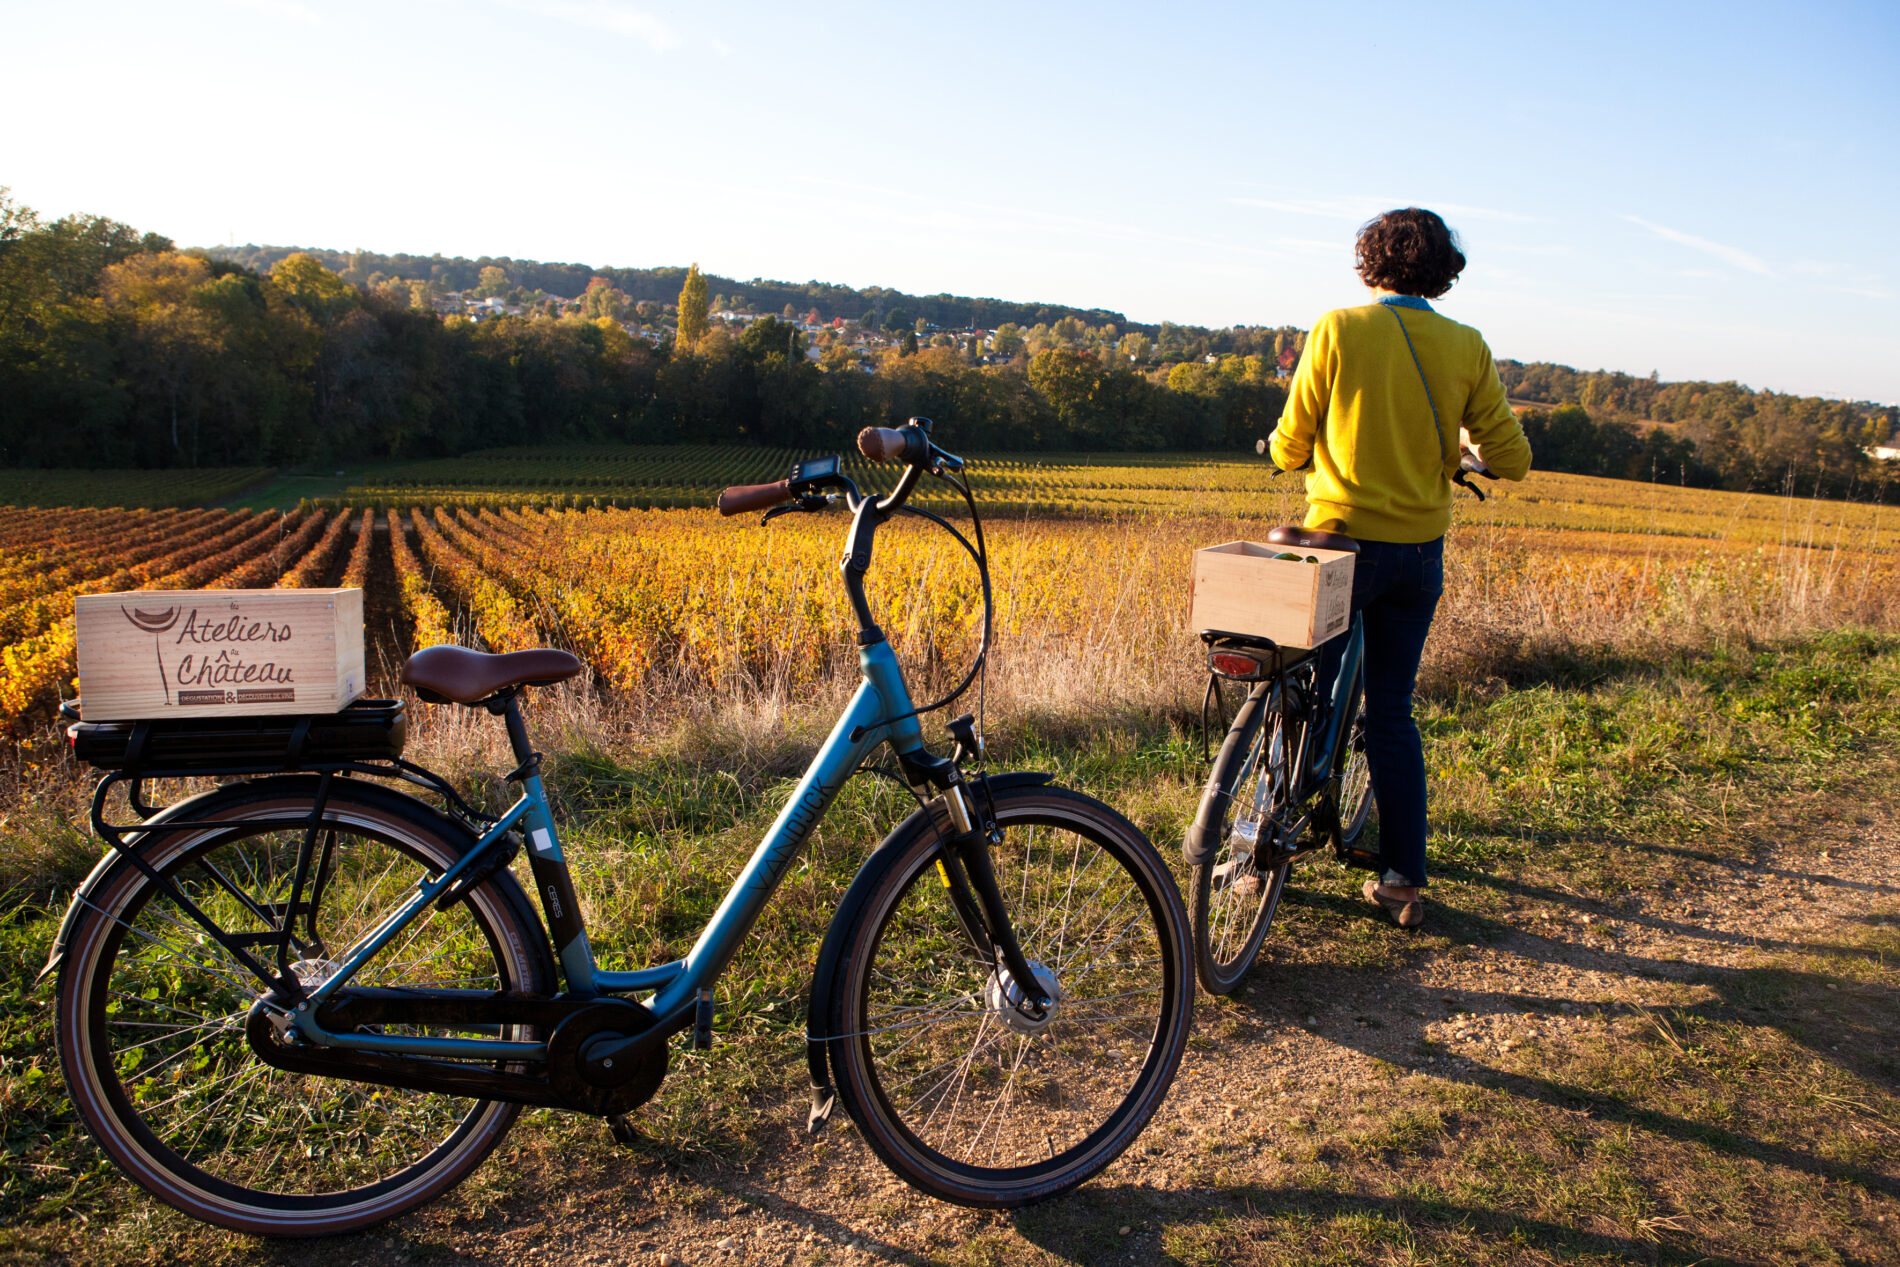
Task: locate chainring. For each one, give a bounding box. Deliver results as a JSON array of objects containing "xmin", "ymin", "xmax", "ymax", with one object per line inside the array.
[{"xmin": 544, "ymin": 998, "xmax": 669, "ymax": 1116}]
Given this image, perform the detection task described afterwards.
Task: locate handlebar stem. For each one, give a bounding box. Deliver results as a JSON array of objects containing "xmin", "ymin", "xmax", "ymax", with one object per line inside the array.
[{"xmin": 840, "ymin": 495, "xmax": 885, "ymax": 645}]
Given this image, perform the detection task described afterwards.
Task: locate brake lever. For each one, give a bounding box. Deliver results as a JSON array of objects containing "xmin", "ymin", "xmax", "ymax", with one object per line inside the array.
[{"xmin": 760, "ymin": 494, "xmax": 828, "ymax": 525}]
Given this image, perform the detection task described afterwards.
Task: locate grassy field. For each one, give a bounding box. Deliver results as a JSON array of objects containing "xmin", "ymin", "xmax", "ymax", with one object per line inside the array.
[
  {"xmin": 0, "ymin": 467, "xmax": 274, "ymax": 510},
  {"xmin": 0, "ymin": 449, "xmax": 1896, "ymax": 1262}
]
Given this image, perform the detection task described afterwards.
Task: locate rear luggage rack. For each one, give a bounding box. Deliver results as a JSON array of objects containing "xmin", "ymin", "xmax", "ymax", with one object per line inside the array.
[{"xmin": 67, "ymin": 698, "xmax": 407, "ymax": 774}]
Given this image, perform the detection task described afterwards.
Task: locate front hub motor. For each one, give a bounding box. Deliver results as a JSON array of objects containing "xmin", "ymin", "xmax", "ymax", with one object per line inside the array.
[{"xmin": 985, "ymin": 961, "xmax": 1064, "ymax": 1035}]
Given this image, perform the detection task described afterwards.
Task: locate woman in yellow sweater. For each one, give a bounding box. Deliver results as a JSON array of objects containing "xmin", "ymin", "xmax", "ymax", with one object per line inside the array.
[{"xmin": 1269, "ymin": 208, "xmax": 1531, "ymax": 928}]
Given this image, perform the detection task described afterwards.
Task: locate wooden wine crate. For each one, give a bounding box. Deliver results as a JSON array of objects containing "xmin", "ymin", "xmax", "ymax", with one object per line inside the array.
[
  {"xmin": 1188, "ymin": 541, "xmax": 1356, "ymax": 648},
  {"xmin": 74, "ymin": 589, "xmax": 365, "ymax": 721}
]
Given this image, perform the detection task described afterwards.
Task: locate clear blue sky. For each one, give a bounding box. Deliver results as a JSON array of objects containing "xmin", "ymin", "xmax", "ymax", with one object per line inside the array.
[{"xmin": 6, "ymin": 0, "xmax": 1896, "ymax": 401}]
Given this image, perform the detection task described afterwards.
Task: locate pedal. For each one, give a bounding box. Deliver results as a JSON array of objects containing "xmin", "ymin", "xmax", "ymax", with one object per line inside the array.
[
  {"xmin": 691, "ymin": 987, "xmax": 714, "ymax": 1050},
  {"xmin": 606, "ymin": 1114, "xmax": 640, "ymax": 1147}
]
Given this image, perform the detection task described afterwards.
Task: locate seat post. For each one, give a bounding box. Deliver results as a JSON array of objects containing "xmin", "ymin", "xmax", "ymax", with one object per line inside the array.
[{"xmin": 499, "ymin": 693, "xmax": 535, "ymax": 767}]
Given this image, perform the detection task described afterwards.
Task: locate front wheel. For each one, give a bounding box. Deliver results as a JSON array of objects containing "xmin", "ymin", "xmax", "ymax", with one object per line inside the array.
[
  {"xmin": 826, "ymin": 783, "xmax": 1191, "ymax": 1207},
  {"xmin": 1324, "ymin": 674, "xmax": 1376, "ymax": 860}
]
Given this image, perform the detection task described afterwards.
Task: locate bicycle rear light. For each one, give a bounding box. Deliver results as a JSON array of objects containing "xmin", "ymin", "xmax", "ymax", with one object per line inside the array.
[{"xmin": 1209, "ymin": 651, "xmax": 1263, "ymax": 680}]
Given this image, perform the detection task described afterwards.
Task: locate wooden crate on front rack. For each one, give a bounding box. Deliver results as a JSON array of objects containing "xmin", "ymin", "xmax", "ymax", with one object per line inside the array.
[
  {"xmin": 1188, "ymin": 541, "xmax": 1355, "ymax": 648},
  {"xmin": 74, "ymin": 588, "xmax": 365, "ymax": 721}
]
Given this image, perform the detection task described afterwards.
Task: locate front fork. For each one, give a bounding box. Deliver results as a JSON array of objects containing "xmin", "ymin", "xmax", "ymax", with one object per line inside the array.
[{"xmin": 934, "ymin": 781, "xmax": 1052, "ymax": 1016}]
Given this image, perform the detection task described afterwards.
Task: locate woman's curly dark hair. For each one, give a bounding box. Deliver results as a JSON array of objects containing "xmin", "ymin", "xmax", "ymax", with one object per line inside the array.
[{"xmin": 1355, "ymin": 208, "xmax": 1466, "ymax": 299}]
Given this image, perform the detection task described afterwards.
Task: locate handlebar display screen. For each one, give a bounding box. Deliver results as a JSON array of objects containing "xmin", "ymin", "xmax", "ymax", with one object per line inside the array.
[{"xmin": 792, "ymin": 455, "xmax": 840, "ymax": 483}]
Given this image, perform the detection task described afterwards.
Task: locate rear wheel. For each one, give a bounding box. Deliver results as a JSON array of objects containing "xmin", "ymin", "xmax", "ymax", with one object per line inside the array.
[
  {"xmin": 54, "ymin": 782, "xmax": 551, "ymax": 1236},
  {"xmin": 826, "ymin": 784, "xmax": 1191, "ymax": 1206},
  {"xmin": 1189, "ymin": 684, "xmax": 1298, "ymax": 994}
]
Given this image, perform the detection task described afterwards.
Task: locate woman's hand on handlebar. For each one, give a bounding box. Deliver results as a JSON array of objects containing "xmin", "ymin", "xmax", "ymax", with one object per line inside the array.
[
  {"xmin": 1457, "ymin": 428, "xmax": 1494, "ymax": 478},
  {"xmin": 1458, "ymin": 427, "xmax": 1495, "ymax": 478}
]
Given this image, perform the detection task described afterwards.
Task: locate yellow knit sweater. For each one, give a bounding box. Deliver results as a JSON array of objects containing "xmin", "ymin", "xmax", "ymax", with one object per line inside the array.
[{"xmin": 1269, "ymin": 300, "xmax": 1532, "ymax": 543}]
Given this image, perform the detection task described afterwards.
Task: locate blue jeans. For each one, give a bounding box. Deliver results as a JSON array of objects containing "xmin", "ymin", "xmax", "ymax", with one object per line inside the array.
[{"xmin": 1315, "ymin": 537, "xmax": 1444, "ymax": 888}]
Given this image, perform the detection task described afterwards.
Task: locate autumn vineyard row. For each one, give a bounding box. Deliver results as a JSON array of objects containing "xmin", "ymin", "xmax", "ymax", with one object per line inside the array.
[{"xmin": 5, "ymin": 476, "xmax": 1897, "ymax": 738}]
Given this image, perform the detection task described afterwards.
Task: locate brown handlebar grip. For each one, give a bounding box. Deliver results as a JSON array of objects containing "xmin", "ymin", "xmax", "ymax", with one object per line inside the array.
[
  {"xmin": 717, "ymin": 479, "xmax": 793, "ymax": 517},
  {"xmin": 857, "ymin": 427, "xmax": 910, "ymax": 463}
]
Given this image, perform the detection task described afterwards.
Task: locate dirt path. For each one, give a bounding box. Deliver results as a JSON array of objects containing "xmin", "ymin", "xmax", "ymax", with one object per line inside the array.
[{"xmin": 259, "ymin": 808, "xmax": 1896, "ymax": 1266}]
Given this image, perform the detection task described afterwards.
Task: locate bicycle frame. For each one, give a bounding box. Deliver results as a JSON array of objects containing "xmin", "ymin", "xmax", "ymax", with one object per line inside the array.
[
  {"xmin": 1305, "ymin": 613, "xmax": 1365, "ymax": 790},
  {"xmin": 287, "ymin": 637, "xmax": 928, "ymax": 1061}
]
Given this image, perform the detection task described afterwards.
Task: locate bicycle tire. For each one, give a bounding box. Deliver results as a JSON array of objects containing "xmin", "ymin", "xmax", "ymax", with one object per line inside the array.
[
  {"xmin": 825, "ymin": 783, "xmax": 1190, "ymax": 1206},
  {"xmin": 54, "ymin": 778, "xmax": 553, "ymax": 1236},
  {"xmin": 1324, "ymin": 668, "xmax": 1375, "ymax": 857},
  {"xmin": 1188, "ymin": 682, "xmax": 1297, "ymax": 994}
]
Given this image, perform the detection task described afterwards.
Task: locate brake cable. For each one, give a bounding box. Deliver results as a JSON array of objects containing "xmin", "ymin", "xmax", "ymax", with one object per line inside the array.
[{"xmin": 877, "ymin": 461, "xmax": 993, "ymax": 726}]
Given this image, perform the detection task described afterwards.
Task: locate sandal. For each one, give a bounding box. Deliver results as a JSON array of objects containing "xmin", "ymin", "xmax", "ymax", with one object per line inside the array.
[{"xmin": 1363, "ymin": 879, "xmax": 1424, "ymax": 929}]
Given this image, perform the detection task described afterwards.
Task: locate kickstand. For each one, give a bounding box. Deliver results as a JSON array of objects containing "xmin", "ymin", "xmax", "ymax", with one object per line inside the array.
[{"xmin": 606, "ymin": 1114, "xmax": 640, "ymax": 1148}]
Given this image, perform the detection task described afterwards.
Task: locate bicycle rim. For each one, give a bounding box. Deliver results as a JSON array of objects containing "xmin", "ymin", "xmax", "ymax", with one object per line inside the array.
[
  {"xmin": 1191, "ymin": 701, "xmax": 1294, "ymax": 994},
  {"xmin": 832, "ymin": 789, "xmax": 1188, "ymax": 1205},
  {"xmin": 1334, "ymin": 710, "xmax": 1373, "ymax": 844},
  {"xmin": 57, "ymin": 793, "xmax": 543, "ymax": 1235}
]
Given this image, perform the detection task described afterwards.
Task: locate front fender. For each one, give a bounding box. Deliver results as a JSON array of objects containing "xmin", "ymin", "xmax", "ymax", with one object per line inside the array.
[{"xmin": 802, "ymin": 770, "xmax": 1053, "ymax": 1129}]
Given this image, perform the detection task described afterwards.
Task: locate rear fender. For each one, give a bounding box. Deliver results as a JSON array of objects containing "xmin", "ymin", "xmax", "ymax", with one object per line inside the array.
[
  {"xmin": 37, "ymin": 776, "xmax": 552, "ymax": 991},
  {"xmin": 1183, "ymin": 683, "xmax": 1275, "ymax": 866}
]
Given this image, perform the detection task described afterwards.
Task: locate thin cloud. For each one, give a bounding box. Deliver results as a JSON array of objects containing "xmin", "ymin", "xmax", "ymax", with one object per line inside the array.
[
  {"xmin": 495, "ymin": 0, "xmax": 680, "ymax": 51},
  {"xmin": 1230, "ymin": 196, "xmax": 1536, "ymax": 224},
  {"xmin": 1624, "ymin": 215, "xmax": 1772, "ymax": 276},
  {"xmin": 225, "ymin": 0, "xmax": 318, "ymax": 22},
  {"xmin": 1230, "ymin": 196, "xmax": 1378, "ymax": 220}
]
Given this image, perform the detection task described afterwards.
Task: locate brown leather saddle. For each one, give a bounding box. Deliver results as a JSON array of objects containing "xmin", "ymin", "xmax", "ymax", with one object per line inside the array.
[
  {"xmin": 401, "ymin": 645, "xmax": 584, "ymax": 706},
  {"xmin": 1266, "ymin": 524, "xmax": 1360, "ymax": 554}
]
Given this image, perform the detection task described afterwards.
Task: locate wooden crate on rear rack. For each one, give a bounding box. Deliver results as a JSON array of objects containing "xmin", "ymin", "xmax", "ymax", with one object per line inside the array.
[
  {"xmin": 74, "ymin": 589, "xmax": 365, "ymax": 721},
  {"xmin": 1188, "ymin": 541, "xmax": 1355, "ymax": 648}
]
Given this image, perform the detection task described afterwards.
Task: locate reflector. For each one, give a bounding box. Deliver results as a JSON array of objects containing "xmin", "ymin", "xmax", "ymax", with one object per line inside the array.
[{"xmin": 1210, "ymin": 652, "xmax": 1260, "ymax": 678}]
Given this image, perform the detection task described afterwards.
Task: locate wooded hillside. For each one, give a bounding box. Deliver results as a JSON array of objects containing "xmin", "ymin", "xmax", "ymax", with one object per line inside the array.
[{"xmin": 2, "ymin": 190, "xmax": 1891, "ymax": 498}]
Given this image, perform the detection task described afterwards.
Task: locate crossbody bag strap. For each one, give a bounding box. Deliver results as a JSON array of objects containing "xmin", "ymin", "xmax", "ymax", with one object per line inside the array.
[
  {"xmin": 1382, "ymin": 299, "xmax": 1484, "ymax": 500},
  {"xmin": 1381, "ymin": 300, "xmax": 1451, "ymax": 467}
]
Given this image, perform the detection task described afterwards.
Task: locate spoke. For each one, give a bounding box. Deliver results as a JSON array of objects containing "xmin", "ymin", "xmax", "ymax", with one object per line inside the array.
[
  {"xmin": 109, "ymin": 1015, "xmax": 240, "ymax": 1056},
  {"xmin": 107, "ymin": 992, "xmax": 221, "ymax": 1024},
  {"xmin": 132, "ymin": 1061, "xmax": 256, "ymax": 1117},
  {"xmin": 79, "ymin": 894, "xmax": 256, "ymax": 990},
  {"xmin": 968, "ymin": 1035, "xmax": 1034, "ymax": 1163},
  {"xmin": 1053, "ymin": 885, "xmax": 1138, "ymax": 968},
  {"xmin": 168, "ymin": 1063, "xmax": 271, "ymax": 1151},
  {"xmin": 921, "ymin": 1010, "xmax": 995, "ymax": 1146},
  {"xmin": 882, "ymin": 1015, "xmax": 1008, "ymax": 1101},
  {"xmin": 1057, "ymin": 923, "xmax": 1155, "ymax": 978}
]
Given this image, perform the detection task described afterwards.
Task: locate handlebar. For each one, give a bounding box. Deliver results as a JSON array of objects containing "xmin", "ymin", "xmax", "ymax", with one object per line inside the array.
[
  {"xmin": 859, "ymin": 426, "xmax": 930, "ymax": 465},
  {"xmin": 715, "ymin": 418, "xmax": 992, "ymax": 735},
  {"xmin": 716, "ymin": 479, "xmax": 793, "ymax": 517}
]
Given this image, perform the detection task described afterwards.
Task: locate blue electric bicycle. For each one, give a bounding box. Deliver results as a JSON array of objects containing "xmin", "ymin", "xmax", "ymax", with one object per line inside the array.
[{"xmin": 45, "ymin": 420, "xmax": 1192, "ymax": 1234}]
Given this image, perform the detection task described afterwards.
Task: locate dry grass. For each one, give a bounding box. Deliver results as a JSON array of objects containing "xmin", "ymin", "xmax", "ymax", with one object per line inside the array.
[{"xmin": 1, "ymin": 471, "xmax": 1897, "ymax": 1264}]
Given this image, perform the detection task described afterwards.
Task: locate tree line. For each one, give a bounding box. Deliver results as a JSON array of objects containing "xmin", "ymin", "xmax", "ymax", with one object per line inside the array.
[
  {"xmin": 1, "ymin": 190, "xmax": 1891, "ymax": 498},
  {"xmin": 1498, "ymin": 362, "xmax": 1896, "ymax": 497}
]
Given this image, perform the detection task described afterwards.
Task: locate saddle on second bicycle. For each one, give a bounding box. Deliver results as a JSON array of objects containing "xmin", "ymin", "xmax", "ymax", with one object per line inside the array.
[
  {"xmin": 402, "ymin": 645, "xmax": 584, "ymax": 705},
  {"xmin": 1266, "ymin": 524, "xmax": 1359, "ymax": 555}
]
